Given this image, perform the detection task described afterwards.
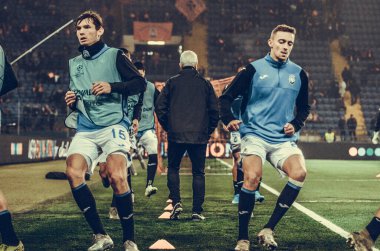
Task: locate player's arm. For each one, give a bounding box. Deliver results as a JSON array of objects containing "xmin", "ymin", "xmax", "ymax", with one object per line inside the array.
[
  {"xmin": 155, "ymin": 80, "xmax": 170, "ymax": 131},
  {"xmin": 0, "ymin": 54, "xmax": 18, "ymax": 96},
  {"xmin": 219, "ymin": 64, "xmax": 255, "ymax": 130},
  {"xmin": 93, "ymin": 50, "xmax": 146, "ymax": 96},
  {"xmin": 133, "ymin": 92, "xmax": 144, "ymax": 121},
  {"xmin": 65, "ymin": 73, "xmax": 77, "ymax": 109},
  {"xmin": 289, "ymin": 69, "xmax": 311, "ymax": 133},
  {"xmin": 206, "ymin": 80, "xmax": 219, "ymax": 136},
  {"xmin": 153, "ymin": 88, "xmax": 160, "ymax": 104},
  {"xmin": 131, "ymin": 92, "xmax": 144, "ymax": 133}
]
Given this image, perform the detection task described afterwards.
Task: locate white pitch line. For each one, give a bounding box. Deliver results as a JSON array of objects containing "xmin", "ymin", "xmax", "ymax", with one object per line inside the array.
[
  {"xmin": 298, "ymin": 200, "xmax": 380, "ymax": 203},
  {"xmin": 216, "ymin": 158, "xmax": 233, "ymax": 169},
  {"xmin": 217, "ymin": 158, "xmax": 380, "ymax": 251},
  {"xmin": 161, "ymin": 173, "xmax": 231, "ymax": 176}
]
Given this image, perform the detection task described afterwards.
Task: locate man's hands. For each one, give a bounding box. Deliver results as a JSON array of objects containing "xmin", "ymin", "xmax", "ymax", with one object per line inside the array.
[
  {"xmin": 284, "ymin": 123, "xmax": 295, "ymax": 136},
  {"xmin": 226, "ymin": 120, "xmax": 242, "ymax": 131},
  {"xmin": 92, "ymin": 82, "xmax": 111, "ymax": 96},
  {"xmin": 65, "ymin": 91, "xmax": 77, "ymax": 108},
  {"xmin": 65, "ymin": 82, "xmax": 111, "ymax": 108}
]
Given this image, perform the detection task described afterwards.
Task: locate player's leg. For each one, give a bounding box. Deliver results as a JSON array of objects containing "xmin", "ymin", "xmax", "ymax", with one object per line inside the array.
[
  {"xmin": 106, "ymin": 153, "xmax": 135, "ymax": 240},
  {"xmin": 0, "ymin": 190, "xmax": 23, "ymax": 250},
  {"xmin": 235, "ymin": 136, "xmax": 266, "ymax": 251},
  {"xmin": 66, "ymin": 153, "xmax": 112, "ymax": 250},
  {"xmin": 264, "ymin": 154, "xmax": 306, "ymax": 230},
  {"xmin": 255, "ymin": 177, "xmax": 265, "ymax": 203},
  {"xmin": 108, "ymin": 156, "xmax": 134, "ymax": 220},
  {"xmin": 347, "ymin": 207, "xmax": 380, "ymax": 250},
  {"xmin": 230, "ymin": 131, "xmax": 242, "ymax": 204},
  {"xmin": 167, "ymin": 141, "xmax": 186, "ymax": 220},
  {"xmin": 140, "ymin": 130, "xmax": 159, "ymax": 197},
  {"xmin": 187, "ymin": 144, "xmax": 207, "ymax": 221},
  {"xmin": 67, "ymin": 132, "xmax": 114, "ymax": 250},
  {"xmin": 232, "ymin": 150, "xmax": 241, "ymax": 204},
  {"xmin": 258, "ymin": 142, "xmax": 306, "ymax": 249},
  {"xmin": 103, "ymin": 125, "xmax": 137, "ymax": 250}
]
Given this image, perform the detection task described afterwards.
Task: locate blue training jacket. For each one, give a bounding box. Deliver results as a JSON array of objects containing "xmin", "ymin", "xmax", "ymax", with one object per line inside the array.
[{"xmin": 220, "ymin": 54, "xmax": 310, "ymax": 144}]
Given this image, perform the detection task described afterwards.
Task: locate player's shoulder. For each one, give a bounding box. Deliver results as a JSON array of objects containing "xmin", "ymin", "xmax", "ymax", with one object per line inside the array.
[
  {"xmin": 70, "ymin": 54, "xmax": 83, "ymax": 63},
  {"xmin": 286, "ymin": 59, "xmax": 303, "ymax": 73}
]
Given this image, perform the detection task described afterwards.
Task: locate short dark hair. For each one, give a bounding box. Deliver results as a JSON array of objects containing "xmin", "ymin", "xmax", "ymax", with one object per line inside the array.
[
  {"xmin": 134, "ymin": 61, "xmax": 145, "ymax": 71},
  {"xmin": 75, "ymin": 10, "xmax": 103, "ymax": 30},
  {"xmin": 270, "ymin": 24, "xmax": 296, "ymax": 38}
]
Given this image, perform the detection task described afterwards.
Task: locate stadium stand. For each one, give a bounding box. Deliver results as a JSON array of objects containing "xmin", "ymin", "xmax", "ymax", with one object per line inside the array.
[{"xmin": 0, "ymin": 0, "xmax": 378, "ymax": 142}]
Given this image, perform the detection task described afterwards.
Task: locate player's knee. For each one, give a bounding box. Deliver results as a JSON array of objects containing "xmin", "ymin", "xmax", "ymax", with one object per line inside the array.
[
  {"xmin": 244, "ymin": 173, "xmax": 261, "ymax": 190},
  {"xmin": 66, "ymin": 166, "xmax": 83, "ymax": 180},
  {"xmin": 289, "ymin": 167, "xmax": 307, "ymax": 182}
]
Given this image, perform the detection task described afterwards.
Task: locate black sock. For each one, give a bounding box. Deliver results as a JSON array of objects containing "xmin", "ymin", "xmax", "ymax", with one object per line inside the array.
[
  {"xmin": 264, "ymin": 181, "xmax": 301, "ymax": 230},
  {"xmin": 238, "ymin": 188, "xmax": 256, "ymax": 240},
  {"xmin": 72, "ymin": 183, "xmax": 106, "ymax": 235},
  {"xmin": 146, "ymin": 154, "xmax": 158, "ymax": 187},
  {"xmin": 115, "ymin": 191, "xmax": 134, "ymax": 242},
  {"xmin": 127, "ymin": 167, "xmax": 132, "ymax": 191},
  {"xmin": 233, "ymin": 181, "xmax": 239, "ymax": 195},
  {"xmin": 0, "ymin": 210, "xmax": 19, "ymax": 246},
  {"xmin": 366, "ymin": 217, "xmax": 380, "ymax": 242},
  {"xmin": 236, "ymin": 167, "xmax": 244, "ymax": 193}
]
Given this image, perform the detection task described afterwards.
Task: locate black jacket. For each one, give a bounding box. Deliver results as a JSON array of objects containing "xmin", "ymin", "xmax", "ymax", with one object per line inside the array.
[{"xmin": 155, "ymin": 67, "xmax": 219, "ymax": 144}]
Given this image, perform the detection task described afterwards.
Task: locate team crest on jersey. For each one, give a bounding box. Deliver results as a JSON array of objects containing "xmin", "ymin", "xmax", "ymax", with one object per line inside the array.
[
  {"xmin": 74, "ymin": 64, "xmax": 84, "ymax": 78},
  {"xmin": 288, "ymin": 74, "xmax": 296, "ymax": 85}
]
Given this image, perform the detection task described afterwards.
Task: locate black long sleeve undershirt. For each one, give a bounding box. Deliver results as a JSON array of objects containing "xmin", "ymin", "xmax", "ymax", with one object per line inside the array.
[
  {"xmin": 290, "ymin": 69, "xmax": 310, "ymax": 132},
  {"xmin": 219, "ymin": 64, "xmax": 255, "ymax": 125},
  {"xmin": 110, "ymin": 50, "xmax": 146, "ymax": 96}
]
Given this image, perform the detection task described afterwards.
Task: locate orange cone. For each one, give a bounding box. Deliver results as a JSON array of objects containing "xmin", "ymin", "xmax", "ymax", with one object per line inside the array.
[
  {"xmin": 149, "ymin": 239, "xmax": 175, "ymax": 249},
  {"xmin": 164, "ymin": 204, "xmax": 173, "ymax": 211},
  {"xmin": 158, "ymin": 212, "xmax": 171, "ymax": 219}
]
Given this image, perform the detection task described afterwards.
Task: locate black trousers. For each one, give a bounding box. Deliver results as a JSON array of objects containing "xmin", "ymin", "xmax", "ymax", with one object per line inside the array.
[{"xmin": 167, "ymin": 141, "xmax": 207, "ymax": 213}]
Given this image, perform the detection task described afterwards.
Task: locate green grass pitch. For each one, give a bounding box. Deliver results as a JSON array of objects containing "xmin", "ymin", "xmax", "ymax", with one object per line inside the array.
[{"xmin": 6, "ymin": 159, "xmax": 380, "ymax": 250}]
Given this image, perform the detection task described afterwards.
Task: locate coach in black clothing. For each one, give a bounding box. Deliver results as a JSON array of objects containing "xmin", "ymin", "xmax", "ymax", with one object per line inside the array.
[{"xmin": 155, "ymin": 50, "xmax": 219, "ymax": 221}]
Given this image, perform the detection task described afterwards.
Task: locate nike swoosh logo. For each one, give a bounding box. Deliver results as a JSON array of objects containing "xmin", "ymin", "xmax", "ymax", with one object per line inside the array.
[
  {"xmin": 279, "ymin": 203, "xmax": 289, "ymax": 208},
  {"xmin": 83, "ymin": 207, "xmax": 91, "ymax": 213},
  {"xmin": 122, "ymin": 213, "xmax": 133, "ymax": 220},
  {"xmin": 239, "ymin": 211, "xmax": 249, "ymax": 215},
  {"xmin": 259, "ymin": 75, "xmax": 268, "ymax": 80}
]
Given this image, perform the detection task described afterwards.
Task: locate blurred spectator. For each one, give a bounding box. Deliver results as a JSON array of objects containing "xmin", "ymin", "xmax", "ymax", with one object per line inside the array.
[
  {"xmin": 341, "ymin": 66, "xmax": 353, "ymax": 83},
  {"xmin": 339, "ymin": 79, "xmax": 346, "ymax": 99},
  {"xmin": 347, "ymin": 81, "xmax": 361, "ymax": 105},
  {"xmin": 338, "ymin": 115, "xmax": 347, "ymax": 141},
  {"xmin": 324, "ymin": 128, "xmax": 336, "ymax": 143},
  {"xmin": 347, "ymin": 114, "xmax": 357, "ymax": 141}
]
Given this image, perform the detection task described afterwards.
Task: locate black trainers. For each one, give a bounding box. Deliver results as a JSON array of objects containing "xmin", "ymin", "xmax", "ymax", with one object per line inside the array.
[
  {"xmin": 170, "ymin": 202, "xmax": 183, "ymax": 220},
  {"xmin": 191, "ymin": 213, "xmax": 206, "ymax": 221}
]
